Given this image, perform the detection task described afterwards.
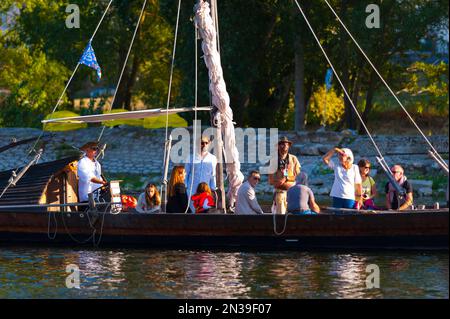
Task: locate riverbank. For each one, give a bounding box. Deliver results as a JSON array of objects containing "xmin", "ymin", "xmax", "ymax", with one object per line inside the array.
[{"xmin": 0, "ymin": 127, "xmax": 448, "ymax": 203}]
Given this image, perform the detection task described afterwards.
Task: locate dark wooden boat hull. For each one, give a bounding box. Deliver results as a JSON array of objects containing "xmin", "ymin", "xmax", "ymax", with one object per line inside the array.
[{"xmin": 0, "ymin": 209, "xmax": 448, "ymax": 250}]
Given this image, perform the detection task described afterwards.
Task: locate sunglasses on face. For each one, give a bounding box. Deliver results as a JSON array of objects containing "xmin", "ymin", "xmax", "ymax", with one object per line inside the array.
[
  {"xmin": 252, "ymin": 176, "xmax": 261, "ymax": 181},
  {"xmin": 201, "ymin": 141, "xmax": 209, "ymax": 145},
  {"xmin": 391, "ymin": 170, "xmax": 402, "ymax": 174}
]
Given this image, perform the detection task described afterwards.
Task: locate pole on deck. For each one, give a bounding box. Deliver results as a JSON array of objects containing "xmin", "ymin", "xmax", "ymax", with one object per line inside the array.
[
  {"xmin": 162, "ymin": 135, "xmax": 173, "ymax": 209},
  {"xmin": 214, "ymin": 112, "xmax": 226, "ymax": 213}
]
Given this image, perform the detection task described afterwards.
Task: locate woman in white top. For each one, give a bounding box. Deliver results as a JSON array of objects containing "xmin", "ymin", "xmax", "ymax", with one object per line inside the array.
[
  {"xmin": 322, "ymin": 147, "xmax": 362, "ymax": 209},
  {"xmin": 136, "ymin": 183, "xmax": 161, "ymax": 213}
]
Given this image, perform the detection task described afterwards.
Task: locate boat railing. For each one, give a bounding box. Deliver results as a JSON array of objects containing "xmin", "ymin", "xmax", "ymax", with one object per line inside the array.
[
  {"xmin": 325, "ymin": 207, "xmax": 448, "ymax": 214},
  {"xmin": 0, "ymin": 202, "xmax": 100, "ymax": 210}
]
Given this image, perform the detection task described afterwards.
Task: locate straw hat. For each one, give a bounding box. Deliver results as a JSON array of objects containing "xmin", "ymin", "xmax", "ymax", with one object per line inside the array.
[
  {"xmin": 79, "ymin": 141, "xmax": 99, "ymax": 151},
  {"xmin": 278, "ymin": 136, "xmax": 293, "ymax": 146}
]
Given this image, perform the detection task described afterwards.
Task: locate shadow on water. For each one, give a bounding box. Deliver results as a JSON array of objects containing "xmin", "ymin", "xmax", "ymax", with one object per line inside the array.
[{"xmin": 0, "ymin": 246, "xmax": 448, "ymax": 299}]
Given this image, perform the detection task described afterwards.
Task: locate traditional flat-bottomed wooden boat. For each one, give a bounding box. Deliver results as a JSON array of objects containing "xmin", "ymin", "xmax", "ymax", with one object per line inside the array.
[
  {"xmin": 1, "ymin": 0, "xmax": 448, "ymax": 251},
  {"xmin": 0, "ymin": 208, "xmax": 448, "ymax": 250},
  {"xmin": 0, "ymin": 156, "xmax": 448, "ymax": 250}
]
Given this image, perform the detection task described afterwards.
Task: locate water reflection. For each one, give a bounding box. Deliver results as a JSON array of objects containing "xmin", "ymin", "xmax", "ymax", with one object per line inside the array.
[
  {"xmin": 182, "ymin": 252, "xmax": 250, "ymax": 298},
  {"xmin": 0, "ymin": 247, "xmax": 448, "ymax": 299}
]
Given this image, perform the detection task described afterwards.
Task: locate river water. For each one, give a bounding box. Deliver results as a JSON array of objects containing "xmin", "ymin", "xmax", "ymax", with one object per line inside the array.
[{"xmin": 0, "ymin": 246, "xmax": 447, "ymax": 299}]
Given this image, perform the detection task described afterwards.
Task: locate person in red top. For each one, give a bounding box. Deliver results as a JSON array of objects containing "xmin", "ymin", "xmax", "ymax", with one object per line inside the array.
[{"xmin": 191, "ymin": 182, "xmax": 215, "ymax": 213}]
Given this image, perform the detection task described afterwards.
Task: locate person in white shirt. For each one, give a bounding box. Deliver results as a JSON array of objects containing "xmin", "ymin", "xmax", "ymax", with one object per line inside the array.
[
  {"xmin": 185, "ymin": 136, "xmax": 217, "ymax": 212},
  {"xmin": 77, "ymin": 141, "xmax": 107, "ymax": 202},
  {"xmin": 322, "ymin": 147, "xmax": 362, "ymax": 209},
  {"xmin": 235, "ymin": 170, "xmax": 263, "ymax": 215}
]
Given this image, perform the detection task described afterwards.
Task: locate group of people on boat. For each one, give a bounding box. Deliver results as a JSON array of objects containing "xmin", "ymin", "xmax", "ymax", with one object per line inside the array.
[{"xmin": 76, "ymin": 135, "xmax": 414, "ymax": 214}]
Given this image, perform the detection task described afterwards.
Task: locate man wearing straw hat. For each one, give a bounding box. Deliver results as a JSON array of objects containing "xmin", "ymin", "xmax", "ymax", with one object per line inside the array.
[
  {"xmin": 77, "ymin": 141, "xmax": 107, "ymax": 202},
  {"xmin": 268, "ymin": 136, "xmax": 301, "ymax": 214}
]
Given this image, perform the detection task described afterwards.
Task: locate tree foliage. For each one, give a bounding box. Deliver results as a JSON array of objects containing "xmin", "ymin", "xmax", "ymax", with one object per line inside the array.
[
  {"xmin": 401, "ymin": 61, "xmax": 449, "ymax": 114},
  {"xmin": 308, "ymin": 86, "xmax": 345, "ymax": 126},
  {"xmin": 0, "ymin": 0, "xmax": 448, "ymax": 131},
  {"xmin": 0, "ymin": 43, "xmax": 69, "ymax": 127},
  {"xmin": 1, "ymin": 0, "xmax": 175, "ymax": 113}
]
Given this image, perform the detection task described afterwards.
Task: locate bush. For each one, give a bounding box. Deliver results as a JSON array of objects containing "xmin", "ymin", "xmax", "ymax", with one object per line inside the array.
[
  {"xmin": 307, "ymin": 85, "xmax": 345, "ymax": 126},
  {"xmin": 43, "ymin": 111, "xmax": 87, "ymax": 131}
]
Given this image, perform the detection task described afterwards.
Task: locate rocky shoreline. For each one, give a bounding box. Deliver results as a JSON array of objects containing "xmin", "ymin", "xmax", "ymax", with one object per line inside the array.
[{"xmin": 0, "ymin": 126, "xmax": 448, "ymax": 201}]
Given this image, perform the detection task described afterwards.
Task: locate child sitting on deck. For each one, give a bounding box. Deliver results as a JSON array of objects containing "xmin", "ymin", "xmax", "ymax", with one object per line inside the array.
[
  {"xmin": 136, "ymin": 183, "xmax": 161, "ymax": 213},
  {"xmin": 191, "ymin": 182, "xmax": 215, "ymax": 214}
]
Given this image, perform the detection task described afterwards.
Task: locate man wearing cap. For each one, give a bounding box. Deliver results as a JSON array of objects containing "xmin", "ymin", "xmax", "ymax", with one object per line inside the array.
[
  {"xmin": 268, "ymin": 136, "xmax": 301, "ymax": 214},
  {"xmin": 77, "ymin": 141, "xmax": 107, "ymax": 202},
  {"xmin": 185, "ymin": 136, "xmax": 217, "ymax": 212}
]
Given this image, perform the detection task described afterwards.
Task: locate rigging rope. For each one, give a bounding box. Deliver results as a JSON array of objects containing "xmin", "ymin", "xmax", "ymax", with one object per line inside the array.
[
  {"xmin": 0, "ymin": 148, "xmax": 43, "ymax": 199},
  {"xmin": 293, "ymin": 0, "xmax": 387, "ymax": 164},
  {"xmin": 211, "ymin": 0, "xmax": 221, "ymax": 54},
  {"xmin": 323, "ymin": 0, "xmax": 448, "ymax": 170},
  {"xmin": 98, "ymin": 0, "xmax": 149, "ymax": 142},
  {"xmin": 163, "ymin": 0, "xmax": 183, "ymax": 148},
  {"xmin": 161, "ymin": 0, "xmax": 182, "ymax": 205},
  {"xmin": 184, "ymin": 22, "xmax": 200, "ymax": 214}
]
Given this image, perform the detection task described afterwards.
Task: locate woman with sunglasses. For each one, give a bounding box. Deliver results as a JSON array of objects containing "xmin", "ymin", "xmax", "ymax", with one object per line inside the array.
[
  {"xmin": 136, "ymin": 183, "xmax": 161, "ymax": 213},
  {"xmin": 357, "ymin": 159, "xmax": 377, "ymax": 210}
]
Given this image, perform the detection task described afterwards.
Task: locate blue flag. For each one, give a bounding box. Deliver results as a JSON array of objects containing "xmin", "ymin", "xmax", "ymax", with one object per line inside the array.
[
  {"xmin": 79, "ymin": 41, "xmax": 102, "ymax": 81},
  {"xmin": 325, "ymin": 68, "xmax": 333, "ymax": 91}
]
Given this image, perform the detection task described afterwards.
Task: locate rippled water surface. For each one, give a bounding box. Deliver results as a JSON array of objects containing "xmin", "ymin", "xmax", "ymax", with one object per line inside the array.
[{"xmin": 0, "ymin": 247, "xmax": 447, "ymax": 298}]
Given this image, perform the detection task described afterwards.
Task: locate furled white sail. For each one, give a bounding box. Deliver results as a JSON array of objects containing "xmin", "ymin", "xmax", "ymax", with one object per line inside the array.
[{"xmin": 194, "ymin": 0, "xmax": 244, "ymax": 207}]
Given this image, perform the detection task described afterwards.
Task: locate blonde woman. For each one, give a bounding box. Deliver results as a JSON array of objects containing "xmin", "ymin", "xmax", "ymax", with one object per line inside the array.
[
  {"xmin": 166, "ymin": 166, "xmax": 191, "ymax": 214},
  {"xmin": 136, "ymin": 183, "xmax": 161, "ymax": 213},
  {"xmin": 322, "ymin": 147, "xmax": 362, "ymax": 209}
]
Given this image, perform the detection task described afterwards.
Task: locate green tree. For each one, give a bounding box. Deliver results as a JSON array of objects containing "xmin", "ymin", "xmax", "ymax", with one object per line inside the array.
[
  {"xmin": 1, "ymin": 0, "xmax": 175, "ymax": 113},
  {"xmin": 321, "ymin": 0, "xmax": 449, "ymax": 131},
  {"xmin": 0, "ymin": 43, "xmax": 69, "ymax": 127},
  {"xmin": 400, "ymin": 61, "xmax": 449, "ymax": 114}
]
